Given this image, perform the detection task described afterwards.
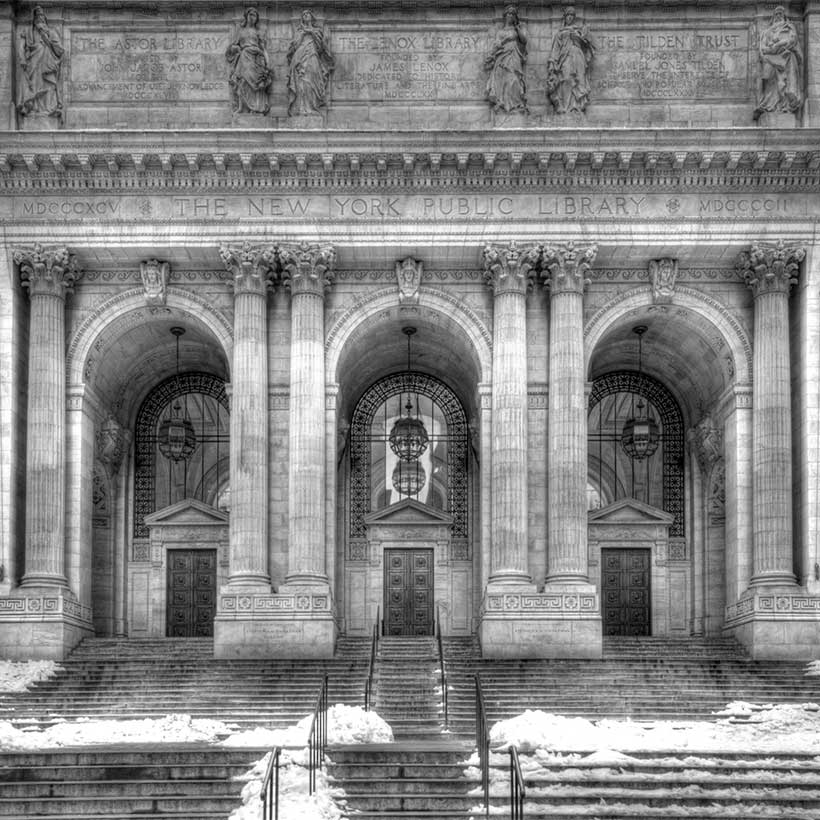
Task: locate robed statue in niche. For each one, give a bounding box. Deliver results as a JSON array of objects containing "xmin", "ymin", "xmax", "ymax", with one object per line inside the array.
[
  {"xmin": 287, "ymin": 10, "xmax": 335, "ymax": 116},
  {"xmin": 484, "ymin": 5, "xmax": 528, "ymax": 114},
  {"xmin": 16, "ymin": 5, "xmax": 64, "ymax": 123},
  {"xmin": 547, "ymin": 5, "xmax": 594, "ymax": 114},
  {"xmin": 225, "ymin": 7, "xmax": 273, "ymax": 115},
  {"xmin": 754, "ymin": 6, "xmax": 803, "ymax": 121}
]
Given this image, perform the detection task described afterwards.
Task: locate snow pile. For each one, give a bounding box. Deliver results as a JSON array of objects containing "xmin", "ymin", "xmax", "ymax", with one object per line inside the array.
[
  {"xmin": 0, "ymin": 713, "xmax": 235, "ymax": 749},
  {"xmin": 229, "ymin": 750, "xmax": 346, "ymax": 820},
  {"xmin": 805, "ymin": 660, "xmax": 820, "ymax": 676},
  {"xmin": 489, "ymin": 702, "xmax": 820, "ymax": 754},
  {"xmin": 224, "ymin": 704, "xmax": 392, "ymax": 749},
  {"xmin": 0, "ymin": 660, "xmax": 57, "ymax": 692}
]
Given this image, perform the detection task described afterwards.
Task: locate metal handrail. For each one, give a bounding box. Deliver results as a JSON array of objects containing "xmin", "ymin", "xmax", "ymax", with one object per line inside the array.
[
  {"xmin": 435, "ymin": 604, "xmax": 448, "ymax": 729},
  {"xmin": 261, "ymin": 746, "xmax": 281, "ymax": 820},
  {"xmin": 306, "ymin": 675, "xmax": 328, "ymax": 795},
  {"xmin": 364, "ymin": 606, "xmax": 379, "ymax": 710},
  {"xmin": 475, "ymin": 673, "xmax": 489, "ymax": 818},
  {"xmin": 510, "ymin": 745, "xmax": 526, "ymax": 820}
]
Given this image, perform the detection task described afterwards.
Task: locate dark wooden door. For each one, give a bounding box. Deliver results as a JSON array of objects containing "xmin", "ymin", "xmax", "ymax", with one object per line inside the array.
[
  {"xmin": 166, "ymin": 549, "xmax": 217, "ymax": 637},
  {"xmin": 384, "ymin": 549, "xmax": 434, "ymax": 636},
  {"xmin": 602, "ymin": 548, "xmax": 651, "ymax": 636}
]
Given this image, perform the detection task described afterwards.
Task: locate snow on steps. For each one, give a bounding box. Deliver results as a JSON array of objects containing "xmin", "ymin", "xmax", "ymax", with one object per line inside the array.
[{"xmin": 329, "ymin": 744, "xmax": 820, "ymax": 820}]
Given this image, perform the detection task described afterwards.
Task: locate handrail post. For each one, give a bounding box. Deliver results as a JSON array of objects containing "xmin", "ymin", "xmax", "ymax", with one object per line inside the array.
[
  {"xmin": 436, "ymin": 603, "xmax": 448, "ymax": 730},
  {"xmin": 510, "ymin": 746, "xmax": 526, "ymax": 820},
  {"xmin": 475, "ymin": 673, "xmax": 489, "ymax": 818},
  {"xmin": 261, "ymin": 746, "xmax": 280, "ymax": 820}
]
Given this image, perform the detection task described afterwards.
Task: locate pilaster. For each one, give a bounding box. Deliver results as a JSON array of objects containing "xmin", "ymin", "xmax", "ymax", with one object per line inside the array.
[
  {"xmin": 804, "ymin": 0, "xmax": 820, "ymax": 126},
  {"xmin": 0, "ymin": 3, "xmax": 12, "ymax": 130}
]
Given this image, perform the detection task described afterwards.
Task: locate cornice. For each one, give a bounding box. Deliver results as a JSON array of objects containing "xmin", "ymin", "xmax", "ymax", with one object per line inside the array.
[{"xmin": 0, "ymin": 128, "xmax": 818, "ymax": 182}]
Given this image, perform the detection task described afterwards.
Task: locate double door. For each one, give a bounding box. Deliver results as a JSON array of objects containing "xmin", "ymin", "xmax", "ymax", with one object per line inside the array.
[
  {"xmin": 166, "ymin": 549, "xmax": 217, "ymax": 637},
  {"xmin": 601, "ymin": 548, "xmax": 651, "ymax": 636},
  {"xmin": 384, "ymin": 548, "xmax": 434, "ymax": 636}
]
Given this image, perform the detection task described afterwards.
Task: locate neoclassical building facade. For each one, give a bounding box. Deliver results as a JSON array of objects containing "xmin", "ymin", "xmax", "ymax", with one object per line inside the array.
[{"xmin": 1, "ymin": 1, "xmax": 819, "ymax": 660}]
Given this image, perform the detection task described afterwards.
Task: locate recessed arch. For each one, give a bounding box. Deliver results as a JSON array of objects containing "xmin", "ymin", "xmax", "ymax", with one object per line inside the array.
[{"xmin": 583, "ymin": 285, "xmax": 752, "ymax": 386}]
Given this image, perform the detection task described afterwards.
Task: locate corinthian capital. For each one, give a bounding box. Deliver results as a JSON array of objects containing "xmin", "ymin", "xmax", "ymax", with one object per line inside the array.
[
  {"xmin": 280, "ymin": 241, "xmax": 336, "ymax": 297},
  {"xmin": 219, "ymin": 242, "xmax": 278, "ymax": 296},
  {"xmin": 13, "ymin": 244, "xmax": 80, "ymax": 299},
  {"xmin": 482, "ymin": 241, "xmax": 540, "ymax": 296},
  {"xmin": 541, "ymin": 241, "xmax": 597, "ymax": 295},
  {"xmin": 737, "ymin": 239, "xmax": 805, "ymax": 297}
]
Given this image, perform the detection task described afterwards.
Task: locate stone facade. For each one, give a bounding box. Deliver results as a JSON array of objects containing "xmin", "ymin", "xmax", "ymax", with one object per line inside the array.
[{"xmin": 0, "ymin": 1, "xmax": 819, "ymax": 660}]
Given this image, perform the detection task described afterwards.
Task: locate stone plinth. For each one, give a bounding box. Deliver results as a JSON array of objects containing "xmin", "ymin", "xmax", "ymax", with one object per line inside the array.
[
  {"xmin": 725, "ymin": 590, "xmax": 820, "ymax": 659},
  {"xmin": 479, "ymin": 589, "xmax": 602, "ymax": 659},
  {"xmin": 213, "ymin": 591, "xmax": 336, "ymax": 658},
  {"xmin": 0, "ymin": 592, "xmax": 92, "ymax": 659}
]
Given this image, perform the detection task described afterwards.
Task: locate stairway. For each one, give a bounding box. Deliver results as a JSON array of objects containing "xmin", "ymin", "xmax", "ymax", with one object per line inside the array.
[
  {"xmin": 0, "ymin": 745, "xmax": 265, "ymax": 819},
  {"xmin": 329, "ymin": 746, "xmax": 820, "ymax": 820},
  {"xmin": 372, "ymin": 636, "xmax": 445, "ymax": 740},
  {"xmin": 444, "ymin": 635, "xmax": 820, "ymax": 737},
  {"xmin": 1, "ymin": 636, "xmax": 370, "ymax": 729}
]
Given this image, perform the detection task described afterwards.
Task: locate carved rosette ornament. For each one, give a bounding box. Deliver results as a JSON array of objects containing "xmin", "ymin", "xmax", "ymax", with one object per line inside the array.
[
  {"xmin": 736, "ymin": 239, "xmax": 805, "ymax": 297},
  {"xmin": 219, "ymin": 242, "xmax": 278, "ymax": 296},
  {"xmin": 279, "ymin": 241, "xmax": 336, "ymax": 297},
  {"xmin": 96, "ymin": 415, "xmax": 127, "ymax": 475},
  {"xmin": 648, "ymin": 257, "xmax": 678, "ymax": 303},
  {"xmin": 541, "ymin": 241, "xmax": 597, "ymax": 294},
  {"xmin": 14, "ymin": 244, "xmax": 79, "ymax": 299},
  {"xmin": 482, "ymin": 241, "xmax": 540, "ymax": 296},
  {"xmin": 140, "ymin": 259, "xmax": 169, "ymax": 306},
  {"xmin": 688, "ymin": 414, "xmax": 723, "ymax": 475}
]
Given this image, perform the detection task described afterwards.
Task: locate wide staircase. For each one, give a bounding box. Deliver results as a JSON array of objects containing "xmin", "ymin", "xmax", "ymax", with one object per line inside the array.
[
  {"xmin": 327, "ymin": 634, "xmax": 820, "ymax": 820},
  {"xmin": 1, "ymin": 635, "xmax": 370, "ymax": 729},
  {"xmin": 0, "ymin": 635, "xmax": 369, "ymax": 820}
]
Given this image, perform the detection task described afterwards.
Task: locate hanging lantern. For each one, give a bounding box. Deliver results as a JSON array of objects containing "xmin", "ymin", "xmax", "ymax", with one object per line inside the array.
[
  {"xmin": 389, "ymin": 398, "xmax": 429, "ymax": 461},
  {"xmin": 388, "ymin": 326, "xmax": 429, "ymax": 462},
  {"xmin": 620, "ymin": 325, "xmax": 660, "ymax": 461},
  {"xmin": 157, "ymin": 327, "xmax": 197, "ymax": 463},
  {"xmin": 157, "ymin": 401, "xmax": 197, "ymax": 462},
  {"xmin": 392, "ymin": 459, "xmax": 426, "ymax": 496},
  {"xmin": 621, "ymin": 398, "xmax": 660, "ymax": 460}
]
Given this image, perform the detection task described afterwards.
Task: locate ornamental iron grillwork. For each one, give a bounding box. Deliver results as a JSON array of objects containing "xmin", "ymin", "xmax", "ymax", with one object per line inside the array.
[
  {"xmin": 589, "ymin": 371, "xmax": 684, "ymax": 537},
  {"xmin": 350, "ymin": 372, "xmax": 468, "ymax": 539},
  {"xmin": 134, "ymin": 372, "xmax": 229, "ymax": 538}
]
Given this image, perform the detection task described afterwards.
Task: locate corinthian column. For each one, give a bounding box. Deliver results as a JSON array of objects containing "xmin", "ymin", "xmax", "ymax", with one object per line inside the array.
[
  {"xmin": 280, "ymin": 241, "xmax": 336, "ymax": 586},
  {"xmin": 483, "ymin": 242, "xmax": 540, "ymax": 585},
  {"xmin": 542, "ymin": 241, "xmax": 597, "ymax": 583},
  {"xmin": 14, "ymin": 244, "xmax": 80, "ymax": 588},
  {"xmin": 738, "ymin": 240, "xmax": 805, "ymax": 586},
  {"xmin": 219, "ymin": 243, "xmax": 277, "ymax": 588}
]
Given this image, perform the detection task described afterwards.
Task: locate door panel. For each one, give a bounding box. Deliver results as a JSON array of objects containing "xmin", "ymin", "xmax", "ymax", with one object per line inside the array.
[
  {"xmin": 601, "ymin": 548, "xmax": 651, "ymax": 636},
  {"xmin": 166, "ymin": 549, "xmax": 217, "ymax": 637},
  {"xmin": 384, "ymin": 548, "xmax": 434, "ymax": 636}
]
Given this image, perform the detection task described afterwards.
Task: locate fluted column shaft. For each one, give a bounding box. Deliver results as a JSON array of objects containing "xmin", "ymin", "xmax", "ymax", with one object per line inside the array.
[
  {"xmin": 543, "ymin": 242, "xmax": 597, "ymax": 582},
  {"xmin": 14, "ymin": 245, "xmax": 79, "ymax": 587},
  {"xmin": 483, "ymin": 243, "xmax": 540, "ymax": 584},
  {"xmin": 739, "ymin": 241, "xmax": 805, "ymax": 585},
  {"xmin": 220, "ymin": 243, "xmax": 276, "ymax": 588},
  {"xmin": 281, "ymin": 242, "xmax": 335, "ymax": 586}
]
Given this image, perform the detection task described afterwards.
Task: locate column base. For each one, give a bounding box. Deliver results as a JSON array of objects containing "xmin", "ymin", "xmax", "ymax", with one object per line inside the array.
[
  {"xmin": 214, "ymin": 585, "xmax": 336, "ymax": 659},
  {"xmin": 0, "ymin": 588, "xmax": 92, "ymax": 660},
  {"xmin": 725, "ymin": 586, "xmax": 820, "ymax": 660},
  {"xmin": 479, "ymin": 583, "xmax": 602, "ymax": 659}
]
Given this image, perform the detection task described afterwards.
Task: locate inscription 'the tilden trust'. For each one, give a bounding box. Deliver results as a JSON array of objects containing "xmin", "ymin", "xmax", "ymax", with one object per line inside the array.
[{"xmin": 13, "ymin": 194, "xmax": 806, "ymax": 221}]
